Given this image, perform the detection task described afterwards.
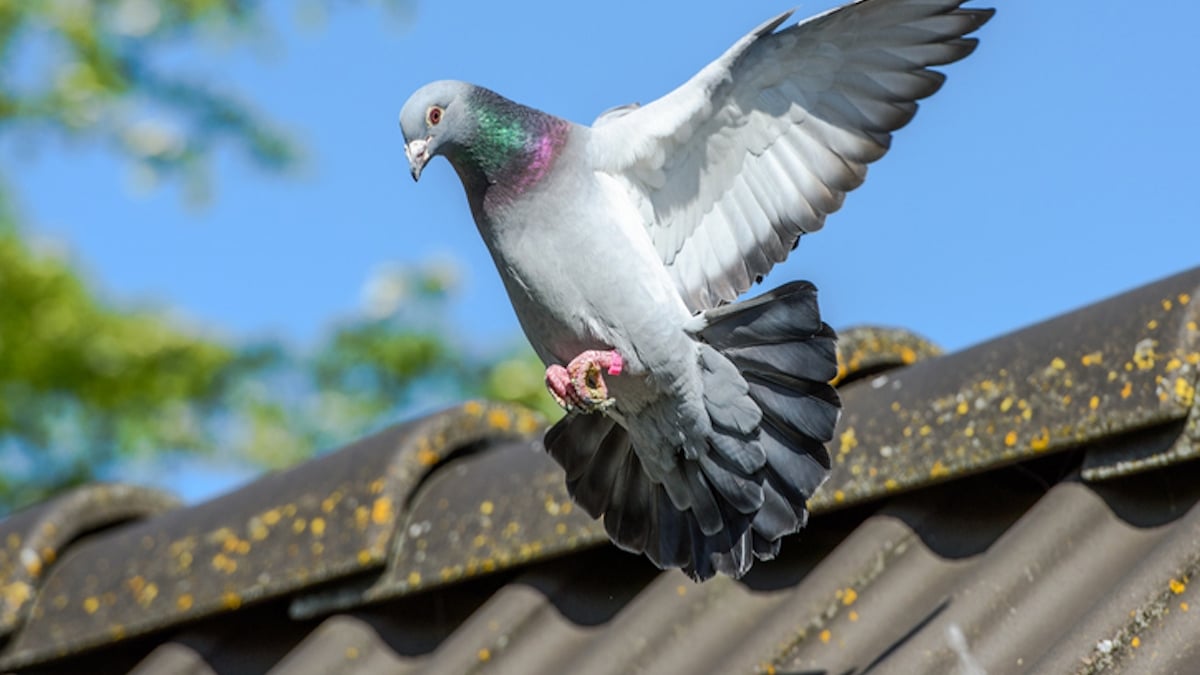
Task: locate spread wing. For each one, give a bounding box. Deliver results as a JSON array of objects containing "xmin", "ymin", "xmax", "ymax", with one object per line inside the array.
[{"xmin": 589, "ymin": 0, "xmax": 994, "ymax": 311}]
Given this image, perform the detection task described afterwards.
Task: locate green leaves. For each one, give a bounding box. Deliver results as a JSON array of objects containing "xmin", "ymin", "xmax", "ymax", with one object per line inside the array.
[
  {"xmin": 0, "ymin": 2, "xmax": 273, "ymax": 197},
  {"xmin": 0, "ymin": 205, "xmax": 554, "ymax": 512},
  {"xmin": 0, "ymin": 215, "xmax": 232, "ymax": 421},
  {"xmin": 0, "ymin": 207, "xmax": 240, "ymax": 504},
  {"xmin": 0, "ymin": 0, "xmax": 554, "ymax": 514}
]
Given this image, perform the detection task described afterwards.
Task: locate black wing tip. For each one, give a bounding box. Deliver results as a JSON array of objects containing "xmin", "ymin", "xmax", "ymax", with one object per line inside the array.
[
  {"xmin": 963, "ymin": 7, "xmax": 998, "ymax": 29},
  {"xmin": 929, "ymin": 5, "xmax": 997, "ymax": 66},
  {"xmin": 771, "ymin": 279, "xmax": 819, "ymax": 296}
]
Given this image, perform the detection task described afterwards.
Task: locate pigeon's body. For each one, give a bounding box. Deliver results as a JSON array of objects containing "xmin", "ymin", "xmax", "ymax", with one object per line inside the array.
[
  {"xmin": 437, "ymin": 90, "xmax": 701, "ymax": 421},
  {"xmin": 461, "ymin": 96, "xmax": 728, "ymax": 510},
  {"xmin": 457, "ymin": 98, "xmax": 686, "ymax": 369},
  {"xmin": 400, "ymin": 0, "xmax": 993, "ymax": 579}
]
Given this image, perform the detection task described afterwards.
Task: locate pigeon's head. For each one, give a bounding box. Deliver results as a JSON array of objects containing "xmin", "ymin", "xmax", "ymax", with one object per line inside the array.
[{"xmin": 400, "ymin": 80, "xmax": 473, "ymax": 182}]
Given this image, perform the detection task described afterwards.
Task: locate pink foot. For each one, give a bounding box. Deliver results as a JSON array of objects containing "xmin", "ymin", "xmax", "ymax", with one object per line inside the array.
[
  {"xmin": 545, "ymin": 364, "xmax": 574, "ymax": 410},
  {"xmin": 544, "ymin": 349, "xmax": 624, "ymax": 413}
]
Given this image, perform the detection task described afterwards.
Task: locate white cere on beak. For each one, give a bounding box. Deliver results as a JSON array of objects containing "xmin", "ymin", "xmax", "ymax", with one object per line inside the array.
[{"xmin": 406, "ymin": 138, "xmax": 431, "ymax": 181}]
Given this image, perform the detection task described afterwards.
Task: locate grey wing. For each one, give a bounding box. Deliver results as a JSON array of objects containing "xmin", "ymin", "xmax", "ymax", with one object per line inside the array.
[{"xmin": 590, "ymin": 0, "xmax": 994, "ymax": 311}]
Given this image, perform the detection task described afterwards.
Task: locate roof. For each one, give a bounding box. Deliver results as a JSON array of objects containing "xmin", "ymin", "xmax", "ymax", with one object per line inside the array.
[{"xmin": 1, "ymin": 266, "xmax": 1197, "ymax": 674}]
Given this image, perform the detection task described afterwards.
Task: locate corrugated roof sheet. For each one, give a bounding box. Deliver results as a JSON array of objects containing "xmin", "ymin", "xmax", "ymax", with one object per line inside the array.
[{"xmin": 1, "ymin": 266, "xmax": 1197, "ymax": 675}]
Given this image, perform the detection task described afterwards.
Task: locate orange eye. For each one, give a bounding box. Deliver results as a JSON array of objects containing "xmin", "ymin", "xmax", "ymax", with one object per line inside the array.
[{"xmin": 427, "ymin": 106, "xmax": 443, "ymax": 126}]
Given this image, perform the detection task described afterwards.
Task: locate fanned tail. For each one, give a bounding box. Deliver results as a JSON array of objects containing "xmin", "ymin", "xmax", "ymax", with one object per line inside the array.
[
  {"xmin": 544, "ymin": 280, "xmax": 840, "ymax": 580},
  {"xmin": 699, "ymin": 281, "xmax": 839, "ymax": 561}
]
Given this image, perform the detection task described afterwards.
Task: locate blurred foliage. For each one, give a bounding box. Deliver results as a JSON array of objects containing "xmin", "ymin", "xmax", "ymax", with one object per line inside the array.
[
  {"xmin": 0, "ymin": 197, "xmax": 237, "ymax": 506},
  {"xmin": 0, "ymin": 0, "xmax": 554, "ymax": 514},
  {"xmin": 222, "ymin": 264, "xmax": 560, "ymax": 472},
  {"xmin": 0, "ymin": 0, "xmax": 301, "ymax": 202}
]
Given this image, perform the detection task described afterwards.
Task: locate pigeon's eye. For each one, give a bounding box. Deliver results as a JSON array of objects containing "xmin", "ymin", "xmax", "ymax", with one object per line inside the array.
[{"xmin": 427, "ymin": 106, "xmax": 443, "ymax": 126}]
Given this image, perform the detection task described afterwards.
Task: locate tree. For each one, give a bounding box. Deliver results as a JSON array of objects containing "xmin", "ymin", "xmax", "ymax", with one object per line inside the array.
[{"xmin": 0, "ymin": 0, "xmax": 554, "ymax": 514}]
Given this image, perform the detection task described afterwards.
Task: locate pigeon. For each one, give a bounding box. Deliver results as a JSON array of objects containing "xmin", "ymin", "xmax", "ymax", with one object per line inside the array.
[{"xmin": 400, "ymin": 0, "xmax": 993, "ymax": 580}]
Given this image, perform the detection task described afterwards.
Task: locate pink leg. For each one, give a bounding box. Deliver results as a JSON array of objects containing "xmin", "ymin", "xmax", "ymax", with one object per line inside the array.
[
  {"xmin": 567, "ymin": 349, "xmax": 624, "ymax": 412},
  {"xmin": 544, "ymin": 349, "xmax": 625, "ymax": 413},
  {"xmin": 544, "ymin": 364, "xmax": 575, "ymax": 410}
]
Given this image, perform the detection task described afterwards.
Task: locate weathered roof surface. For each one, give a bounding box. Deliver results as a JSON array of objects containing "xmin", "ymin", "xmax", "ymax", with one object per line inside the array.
[
  {"xmin": 0, "ymin": 485, "xmax": 179, "ymax": 640},
  {"xmin": 1, "ymin": 266, "xmax": 1197, "ymax": 675}
]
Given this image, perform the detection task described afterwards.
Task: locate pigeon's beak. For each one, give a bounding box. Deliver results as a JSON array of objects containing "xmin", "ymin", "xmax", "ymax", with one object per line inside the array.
[{"xmin": 405, "ymin": 137, "xmax": 431, "ymax": 182}]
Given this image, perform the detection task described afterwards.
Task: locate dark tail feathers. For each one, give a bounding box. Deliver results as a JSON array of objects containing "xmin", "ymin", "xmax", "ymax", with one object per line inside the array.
[{"xmin": 544, "ymin": 281, "xmax": 840, "ymax": 580}]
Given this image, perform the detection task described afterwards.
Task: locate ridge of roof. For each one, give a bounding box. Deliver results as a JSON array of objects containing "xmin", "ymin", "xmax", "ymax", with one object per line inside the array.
[
  {"xmin": 819, "ymin": 267, "xmax": 1200, "ymax": 510},
  {"xmin": 0, "ymin": 484, "xmax": 179, "ymax": 639}
]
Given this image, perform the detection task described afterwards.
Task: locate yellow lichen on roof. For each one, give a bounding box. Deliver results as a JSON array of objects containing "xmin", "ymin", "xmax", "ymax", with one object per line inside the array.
[
  {"xmin": 247, "ymin": 518, "xmax": 270, "ymax": 542},
  {"xmin": 1030, "ymin": 428, "xmax": 1051, "ymax": 451},
  {"xmin": 371, "ymin": 497, "xmax": 394, "ymax": 525},
  {"xmin": 839, "ymin": 428, "xmax": 858, "ymax": 455},
  {"xmin": 220, "ymin": 592, "xmax": 242, "ymax": 610},
  {"xmin": 321, "ymin": 491, "xmax": 342, "ymax": 513},
  {"xmin": 2, "ymin": 582, "xmax": 32, "ymax": 610},
  {"xmin": 842, "ymin": 588, "xmax": 858, "ymax": 606},
  {"xmin": 516, "ymin": 410, "xmax": 541, "ymax": 434},
  {"xmin": 1133, "ymin": 339, "xmax": 1158, "ymax": 370},
  {"xmin": 21, "ymin": 551, "xmax": 42, "ymax": 577},
  {"xmin": 211, "ymin": 553, "xmax": 237, "ymax": 575},
  {"xmin": 1175, "ymin": 377, "xmax": 1195, "ymax": 406},
  {"xmin": 930, "ymin": 461, "xmax": 950, "ymax": 479},
  {"xmin": 416, "ymin": 448, "xmax": 440, "ymax": 466},
  {"xmin": 487, "ymin": 408, "xmax": 512, "ymax": 431},
  {"xmin": 135, "ymin": 582, "xmax": 158, "ymax": 608}
]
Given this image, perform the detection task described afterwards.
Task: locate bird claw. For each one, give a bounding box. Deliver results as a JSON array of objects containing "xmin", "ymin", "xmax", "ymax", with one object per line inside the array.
[
  {"xmin": 545, "ymin": 349, "xmax": 623, "ymax": 413},
  {"xmin": 545, "ymin": 364, "xmax": 575, "ymax": 411}
]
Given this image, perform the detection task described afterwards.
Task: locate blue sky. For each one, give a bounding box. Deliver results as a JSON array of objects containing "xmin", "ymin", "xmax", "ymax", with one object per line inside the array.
[
  {"xmin": 10, "ymin": 0, "xmax": 1197, "ymax": 359},
  {"xmin": 5, "ymin": 0, "xmax": 1197, "ymax": 502},
  {"xmin": 0, "ymin": 0, "xmax": 1194, "ymax": 506}
]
